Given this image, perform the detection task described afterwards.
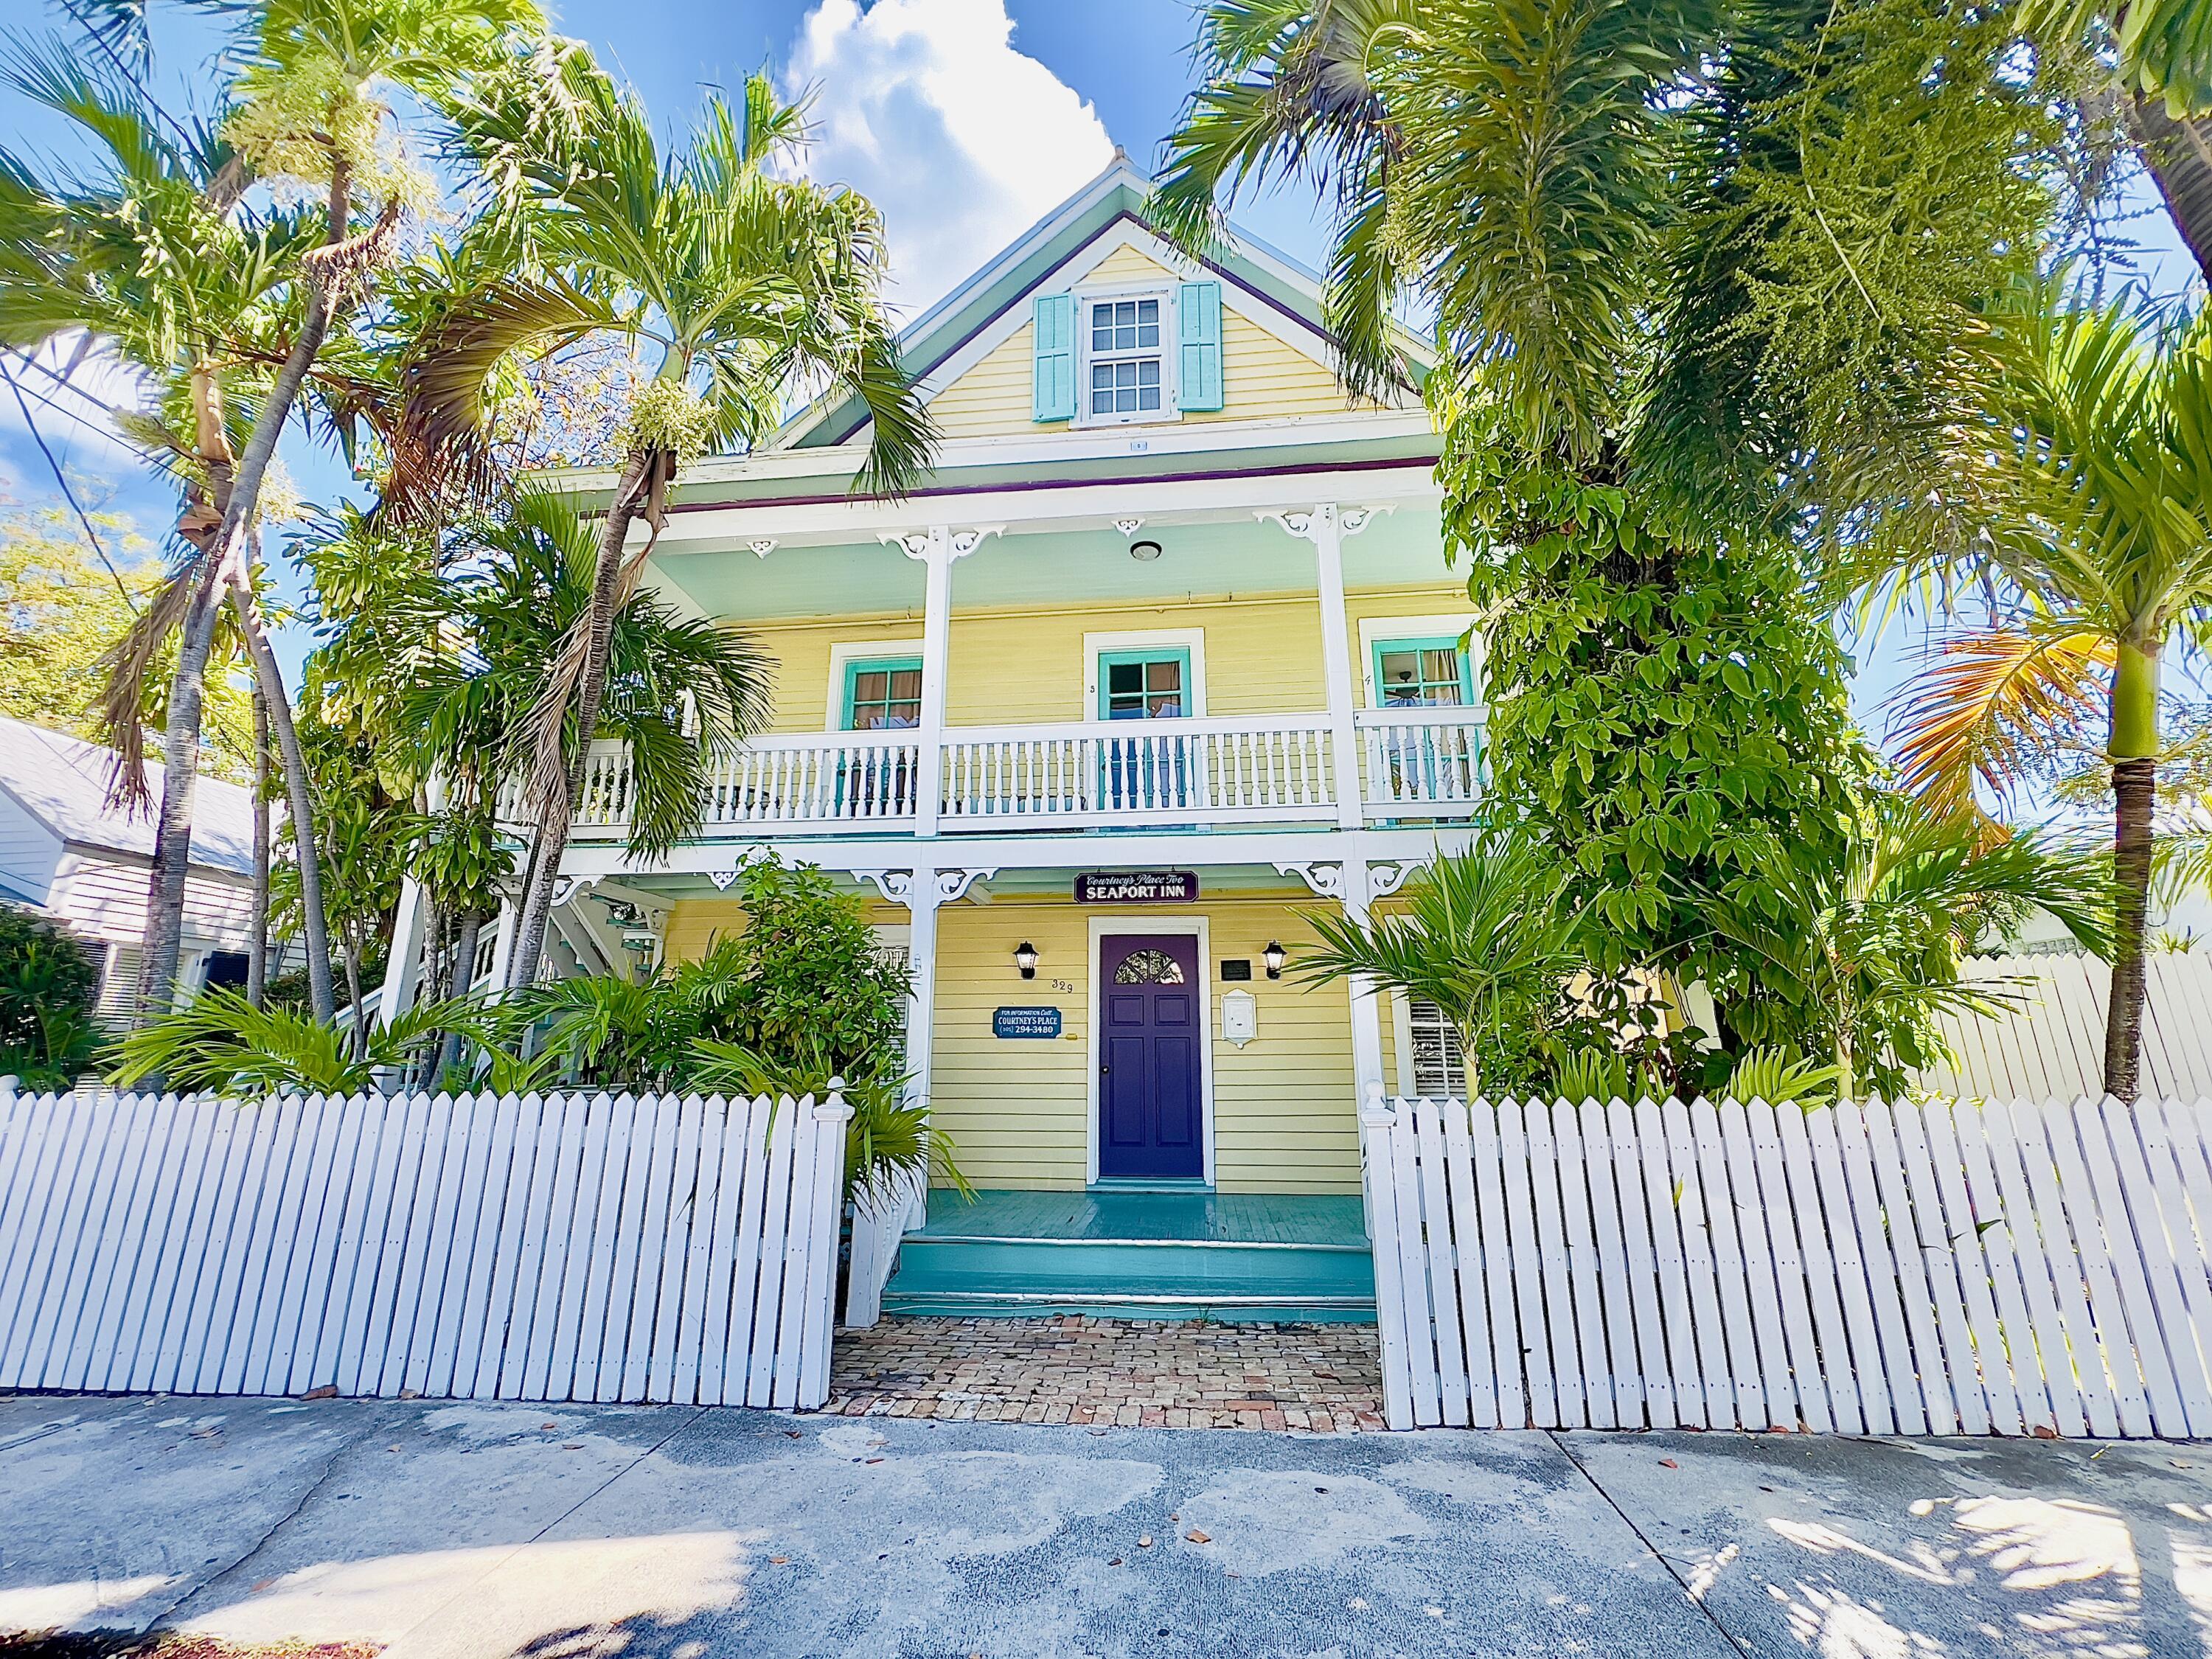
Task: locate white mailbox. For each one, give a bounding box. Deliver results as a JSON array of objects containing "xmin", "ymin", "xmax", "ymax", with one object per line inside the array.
[{"xmin": 1220, "ymin": 988, "xmax": 1258, "ymax": 1047}]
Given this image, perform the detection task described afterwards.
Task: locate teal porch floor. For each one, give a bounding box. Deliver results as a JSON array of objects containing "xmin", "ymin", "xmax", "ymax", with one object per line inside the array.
[
  {"xmin": 882, "ymin": 1189, "xmax": 1377, "ymax": 1322},
  {"xmin": 913, "ymin": 1188, "xmax": 1368, "ymax": 1247}
]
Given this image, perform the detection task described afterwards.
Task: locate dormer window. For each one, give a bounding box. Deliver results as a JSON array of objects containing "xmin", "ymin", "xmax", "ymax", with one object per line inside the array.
[
  {"xmin": 1032, "ymin": 279, "xmax": 1221, "ymax": 426},
  {"xmin": 1087, "ymin": 296, "xmax": 1164, "ymax": 420}
]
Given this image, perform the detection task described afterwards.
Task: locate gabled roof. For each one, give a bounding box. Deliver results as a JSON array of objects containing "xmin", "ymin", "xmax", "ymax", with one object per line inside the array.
[
  {"xmin": 0, "ymin": 716, "xmax": 258, "ymax": 878},
  {"xmin": 779, "ymin": 155, "xmax": 1430, "ymax": 452}
]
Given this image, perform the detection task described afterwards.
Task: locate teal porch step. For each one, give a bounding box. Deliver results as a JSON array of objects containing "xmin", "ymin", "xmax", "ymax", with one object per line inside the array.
[{"xmin": 878, "ymin": 1189, "xmax": 1377, "ymax": 1323}]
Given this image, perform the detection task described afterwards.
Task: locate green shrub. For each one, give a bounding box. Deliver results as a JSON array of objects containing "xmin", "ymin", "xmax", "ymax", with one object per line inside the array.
[{"xmin": 0, "ymin": 904, "xmax": 102, "ymax": 1089}]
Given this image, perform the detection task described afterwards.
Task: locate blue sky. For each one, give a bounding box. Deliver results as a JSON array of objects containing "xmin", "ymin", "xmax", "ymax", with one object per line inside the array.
[{"xmin": 0, "ymin": 0, "xmax": 2202, "ymax": 733}]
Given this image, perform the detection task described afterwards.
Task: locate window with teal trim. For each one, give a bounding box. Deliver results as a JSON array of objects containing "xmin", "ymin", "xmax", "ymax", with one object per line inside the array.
[
  {"xmin": 1374, "ymin": 637, "xmax": 1474, "ymax": 708},
  {"xmin": 1099, "ymin": 650, "xmax": 1188, "ymax": 720},
  {"xmin": 844, "ymin": 658, "xmax": 922, "ymax": 730}
]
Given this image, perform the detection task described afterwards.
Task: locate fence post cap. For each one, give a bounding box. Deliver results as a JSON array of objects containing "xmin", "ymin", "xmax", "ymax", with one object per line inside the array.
[{"xmin": 814, "ymin": 1099, "xmax": 855, "ymax": 1123}]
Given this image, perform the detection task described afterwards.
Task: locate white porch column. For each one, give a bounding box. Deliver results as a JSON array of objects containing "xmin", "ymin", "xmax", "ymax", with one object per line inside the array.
[
  {"xmin": 854, "ymin": 866, "xmax": 995, "ymax": 1113},
  {"xmin": 1277, "ymin": 858, "xmax": 1397, "ymax": 1105},
  {"xmin": 882, "ymin": 526, "xmax": 1001, "ymax": 838},
  {"xmin": 376, "ymin": 877, "xmax": 431, "ymax": 1025},
  {"xmin": 1262, "ymin": 504, "xmax": 1387, "ymax": 829},
  {"xmin": 1339, "ymin": 855, "xmax": 1389, "ymax": 1102},
  {"xmin": 905, "ymin": 873, "xmax": 941, "ymax": 1116}
]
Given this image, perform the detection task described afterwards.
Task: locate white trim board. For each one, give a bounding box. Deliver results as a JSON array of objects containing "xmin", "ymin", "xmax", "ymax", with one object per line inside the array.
[
  {"xmin": 1082, "ymin": 627, "xmax": 1208, "ymax": 719},
  {"xmin": 1086, "ymin": 915, "xmax": 1216, "ymax": 1186}
]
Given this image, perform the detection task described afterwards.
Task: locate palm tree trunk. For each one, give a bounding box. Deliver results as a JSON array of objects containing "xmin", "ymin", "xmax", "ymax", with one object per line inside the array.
[
  {"xmin": 344, "ymin": 939, "xmax": 366, "ymax": 1059},
  {"xmin": 133, "ymin": 555, "xmax": 226, "ymax": 1021},
  {"xmin": 2123, "ymin": 95, "xmax": 2212, "ymax": 282},
  {"xmin": 247, "ymin": 684, "xmax": 271, "ymax": 1006},
  {"xmin": 135, "ymin": 161, "xmax": 351, "ymax": 1021},
  {"xmin": 226, "ymin": 573, "xmax": 336, "ymax": 1019},
  {"xmin": 434, "ymin": 908, "xmax": 484, "ymax": 1087},
  {"xmin": 506, "ymin": 446, "xmax": 655, "ymax": 990},
  {"xmin": 2104, "ymin": 639, "xmax": 2161, "ymax": 1103}
]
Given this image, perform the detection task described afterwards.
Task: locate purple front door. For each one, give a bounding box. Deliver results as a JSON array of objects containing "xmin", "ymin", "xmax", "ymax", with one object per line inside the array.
[{"xmin": 1098, "ymin": 933, "xmax": 1203, "ymax": 1180}]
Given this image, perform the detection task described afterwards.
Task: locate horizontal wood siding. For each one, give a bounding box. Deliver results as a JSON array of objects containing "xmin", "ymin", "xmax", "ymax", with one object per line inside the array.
[
  {"xmin": 48, "ymin": 851, "xmax": 257, "ymax": 951},
  {"xmin": 925, "ymin": 243, "xmax": 1357, "ymax": 439},
  {"xmin": 1183, "ymin": 313, "xmax": 1353, "ymax": 425},
  {"xmin": 667, "ymin": 894, "xmax": 1369, "ymax": 1195},
  {"xmin": 0, "ymin": 791, "xmax": 61, "ymax": 905},
  {"xmin": 1207, "ymin": 900, "xmax": 1361, "ymax": 1194},
  {"xmin": 929, "ymin": 323, "xmax": 1038, "ymax": 440},
  {"xmin": 734, "ymin": 587, "xmax": 1466, "ymax": 740},
  {"xmin": 931, "ymin": 903, "xmax": 1091, "ymax": 1189}
]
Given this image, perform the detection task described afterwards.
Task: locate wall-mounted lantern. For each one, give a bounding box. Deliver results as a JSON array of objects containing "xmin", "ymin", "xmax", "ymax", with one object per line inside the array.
[
  {"xmin": 1262, "ymin": 940, "xmax": 1287, "ymax": 980},
  {"xmin": 1014, "ymin": 941, "xmax": 1039, "ymax": 979}
]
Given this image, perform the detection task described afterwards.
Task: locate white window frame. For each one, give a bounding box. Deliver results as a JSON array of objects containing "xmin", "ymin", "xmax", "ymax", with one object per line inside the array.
[
  {"xmin": 1086, "ymin": 915, "xmax": 1216, "ymax": 1186},
  {"xmin": 1073, "ymin": 281, "xmax": 1183, "ymax": 431},
  {"xmin": 1082, "ymin": 628, "xmax": 1208, "ymax": 722},
  {"xmin": 1357, "ymin": 613, "xmax": 1484, "ymax": 712},
  {"xmin": 824, "ymin": 638, "xmax": 927, "ymax": 731}
]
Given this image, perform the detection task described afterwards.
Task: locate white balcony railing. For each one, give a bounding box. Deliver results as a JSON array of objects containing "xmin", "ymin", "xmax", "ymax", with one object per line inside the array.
[
  {"xmin": 541, "ymin": 709, "xmax": 1484, "ymax": 844},
  {"xmin": 940, "ymin": 714, "xmax": 1338, "ymax": 829},
  {"xmin": 1356, "ymin": 706, "xmax": 1484, "ymax": 817}
]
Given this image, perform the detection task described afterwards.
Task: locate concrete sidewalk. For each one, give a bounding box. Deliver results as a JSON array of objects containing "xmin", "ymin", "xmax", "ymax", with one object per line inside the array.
[{"xmin": 4, "ymin": 1394, "xmax": 2208, "ymax": 1658}]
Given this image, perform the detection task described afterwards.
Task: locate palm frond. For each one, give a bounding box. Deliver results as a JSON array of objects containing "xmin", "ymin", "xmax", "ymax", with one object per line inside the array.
[
  {"xmin": 1882, "ymin": 626, "xmax": 2112, "ymax": 820},
  {"xmin": 385, "ymin": 274, "xmax": 617, "ymax": 523}
]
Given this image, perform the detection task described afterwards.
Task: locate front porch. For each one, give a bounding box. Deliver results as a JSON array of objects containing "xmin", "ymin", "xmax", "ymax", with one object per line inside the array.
[{"xmin": 877, "ymin": 1188, "xmax": 1376, "ymax": 1322}]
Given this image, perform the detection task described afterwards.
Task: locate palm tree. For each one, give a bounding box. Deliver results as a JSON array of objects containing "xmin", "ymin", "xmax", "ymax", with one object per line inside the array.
[
  {"xmin": 1881, "ymin": 288, "xmax": 2212, "ymax": 1100},
  {"xmin": 2023, "ymin": 0, "xmax": 2212, "ymax": 279},
  {"xmin": 315, "ymin": 489, "xmax": 773, "ymax": 1017},
  {"xmin": 1, "ymin": 0, "xmax": 550, "ymax": 1025},
  {"xmin": 388, "ymin": 490, "xmax": 776, "ymax": 865},
  {"xmin": 1292, "ymin": 825, "xmax": 1589, "ymax": 1096},
  {"xmin": 394, "ymin": 67, "xmax": 932, "ymax": 989},
  {"xmin": 1698, "ymin": 792, "xmax": 2112, "ymax": 1101},
  {"xmin": 0, "ymin": 49, "xmax": 343, "ymax": 1020},
  {"xmin": 1151, "ymin": 0, "xmax": 1419, "ymax": 400}
]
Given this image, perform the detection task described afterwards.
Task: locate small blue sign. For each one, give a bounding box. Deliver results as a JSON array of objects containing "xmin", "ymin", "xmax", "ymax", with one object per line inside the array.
[{"xmin": 993, "ymin": 1006, "xmax": 1063, "ymax": 1040}]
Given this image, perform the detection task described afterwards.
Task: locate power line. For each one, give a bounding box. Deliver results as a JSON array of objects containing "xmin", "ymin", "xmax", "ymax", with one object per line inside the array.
[
  {"xmin": 4, "ymin": 356, "xmax": 135, "ymax": 448},
  {"xmin": 1, "ymin": 359, "xmax": 142, "ymax": 613}
]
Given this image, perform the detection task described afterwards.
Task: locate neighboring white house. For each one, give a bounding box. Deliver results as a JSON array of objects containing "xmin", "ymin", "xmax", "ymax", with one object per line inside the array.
[{"xmin": 0, "ymin": 714, "xmax": 271, "ymax": 1018}]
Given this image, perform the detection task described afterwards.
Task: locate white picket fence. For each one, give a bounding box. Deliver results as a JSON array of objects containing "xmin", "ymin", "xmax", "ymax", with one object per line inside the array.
[
  {"xmin": 0, "ymin": 1084, "xmax": 852, "ymax": 1408},
  {"xmin": 1925, "ymin": 953, "xmax": 2212, "ymax": 1102},
  {"xmin": 1360, "ymin": 1088, "xmax": 2212, "ymax": 1438},
  {"xmin": 844, "ymin": 1166, "xmax": 926, "ymax": 1329}
]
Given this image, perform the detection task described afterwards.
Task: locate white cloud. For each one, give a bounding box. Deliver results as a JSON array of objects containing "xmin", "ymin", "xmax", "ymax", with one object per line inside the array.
[{"xmin": 784, "ymin": 0, "xmax": 1116, "ymax": 316}]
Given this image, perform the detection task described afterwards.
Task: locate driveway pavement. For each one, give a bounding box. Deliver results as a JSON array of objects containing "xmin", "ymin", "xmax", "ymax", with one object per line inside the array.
[{"xmin": 3, "ymin": 1393, "xmax": 2208, "ymax": 1658}]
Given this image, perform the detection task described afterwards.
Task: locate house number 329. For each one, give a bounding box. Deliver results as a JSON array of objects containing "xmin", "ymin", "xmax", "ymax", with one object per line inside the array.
[{"xmin": 1048, "ymin": 977, "xmax": 1076, "ymax": 994}]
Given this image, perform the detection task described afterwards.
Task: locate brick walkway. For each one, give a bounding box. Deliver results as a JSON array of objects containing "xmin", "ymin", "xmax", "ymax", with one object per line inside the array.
[{"xmin": 821, "ymin": 1316, "xmax": 1388, "ymax": 1431}]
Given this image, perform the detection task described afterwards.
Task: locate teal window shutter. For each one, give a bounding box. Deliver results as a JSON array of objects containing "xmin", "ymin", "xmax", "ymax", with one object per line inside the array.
[
  {"xmin": 1178, "ymin": 280, "xmax": 1223, "ymax": 411},
  {"xmin": 1032, "ymin": 293, "xmax": 1076, "ymax": 422}
]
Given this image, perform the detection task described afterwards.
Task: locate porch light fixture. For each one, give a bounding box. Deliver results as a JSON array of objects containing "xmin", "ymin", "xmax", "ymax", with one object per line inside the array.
[
  {"xmin": 1263, "ymin": 941, "xmax": 1286, "ymax": 979},
  {"xmin": 1128, "ymin": 538, "xmax": 1163, "ymax": 562},
  {"xmin": 1015, "ymin": 941, "xmax": 1039, "ymax": 979}
]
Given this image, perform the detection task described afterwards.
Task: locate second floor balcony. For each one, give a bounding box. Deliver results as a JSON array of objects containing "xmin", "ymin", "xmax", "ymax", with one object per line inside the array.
[{"xmin": 543, "ymin": 703, "xmax": 1483, "ymax": 846}]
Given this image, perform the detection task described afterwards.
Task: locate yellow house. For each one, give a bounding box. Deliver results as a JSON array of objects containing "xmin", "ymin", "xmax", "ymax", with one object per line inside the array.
[{"xmin": 389, "ymin": 160, "xmax": 1480, "ymax": 1321}]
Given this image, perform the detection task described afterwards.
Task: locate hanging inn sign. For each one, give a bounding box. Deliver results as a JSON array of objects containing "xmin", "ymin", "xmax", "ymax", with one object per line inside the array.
[{"xmin": 1074, "ymin": 869, "xmax": 1200, "ymax": 905}]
